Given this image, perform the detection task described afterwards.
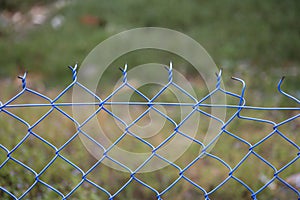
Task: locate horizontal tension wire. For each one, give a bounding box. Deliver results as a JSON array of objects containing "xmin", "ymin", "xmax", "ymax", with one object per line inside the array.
[{"xmin": 1, "ymin": 102, "xmax": 299, "ymax": 110}]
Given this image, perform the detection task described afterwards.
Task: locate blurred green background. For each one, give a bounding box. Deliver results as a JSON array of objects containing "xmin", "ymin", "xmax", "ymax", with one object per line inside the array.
[
  {"xmin": 0, "ymin": 0, "xmax": 299, "ymax": 88},
  {"xmin": 0, "ymin": 0, "xmax": 299, "ymax": 199}
]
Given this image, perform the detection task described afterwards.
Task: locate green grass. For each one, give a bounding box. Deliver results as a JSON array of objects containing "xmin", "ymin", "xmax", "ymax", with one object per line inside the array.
[
  {"xmin": 0, "ymin": 0, "xmax": 299, "ymax": 199},
  {"xmin": 0, "ymin": 0, "xmax": 299, "ymax": 88},
  {"xmin": 0, "ymin": 79, "xmax": 299, "ymax": 199}
]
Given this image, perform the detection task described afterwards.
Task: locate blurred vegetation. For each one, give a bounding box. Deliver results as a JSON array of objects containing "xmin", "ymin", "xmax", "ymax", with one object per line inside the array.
[
  {"xmin": 0, "ymin": 0, "xmax": 299, "ymax": 199},
  {"xmin": 0, "ymin": 0, "xmax": 52, "ymax": 11},
  {"xmin": 0, "ymin": 85, "xmax": 299, "ymax": 200},
  {"xmin": 0, "ymin": 0, "xmax": 299, "ymax": 88}
]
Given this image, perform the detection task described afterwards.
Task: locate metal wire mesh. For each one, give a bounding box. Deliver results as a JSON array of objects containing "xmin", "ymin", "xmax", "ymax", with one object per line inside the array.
[{"xmin": 0, "ymin": 65, "xmax": 299, "ymax": 200}]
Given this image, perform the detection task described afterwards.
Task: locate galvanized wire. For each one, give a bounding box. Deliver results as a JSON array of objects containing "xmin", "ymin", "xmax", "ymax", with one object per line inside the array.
[{"xmin": 0, "ymin": 64, "xmax": 299, "ymax": 200}]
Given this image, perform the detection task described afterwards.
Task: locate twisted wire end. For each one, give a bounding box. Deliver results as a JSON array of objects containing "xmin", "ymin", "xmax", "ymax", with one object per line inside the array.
[
  {"xmin": 169, "ymin": 61, "xmax": 173, "ymax": 71},
  {"xmin": 215, "ymin": 68, "xmax": 223, "ymax": 89},
  {"xmin": 68, "ymin": 64, "xmax": 78, "ymax": 81},
  {"xmin": 124, "ymin": 63, "xmax": 128, "ymax": 72},
  {"xmin": 167, "ymin": 61, "xmax": 173, "ymax": 82},
  {"xmin": 119, "ymin": 64, "xmax": 128, "ymax": 83},
  {"xmin": 18, "ymin": 71, "xmax": 27, "ymax": 89}
]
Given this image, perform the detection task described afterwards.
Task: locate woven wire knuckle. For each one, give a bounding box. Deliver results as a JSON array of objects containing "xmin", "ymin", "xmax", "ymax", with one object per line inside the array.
[{"xmin": 0, "ymin": 65, "xmax": 299, "ymax": 199}]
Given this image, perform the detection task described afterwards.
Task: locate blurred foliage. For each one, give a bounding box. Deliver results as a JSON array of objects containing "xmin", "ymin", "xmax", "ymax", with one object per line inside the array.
[
  {"xmin": 0, "ymin": 0, "xmax": 299, "ymax": 89},
  {"xmin": 0, "ymin": 0, "xmax": 52, "ymax": 11},
  {"xmin": 0, "ymin": 1, "xmax": 299, "ymax": 199}
]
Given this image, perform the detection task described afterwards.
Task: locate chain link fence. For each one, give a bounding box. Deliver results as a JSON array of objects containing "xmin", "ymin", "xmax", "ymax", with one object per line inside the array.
[{"xmin": 0, "ymin": 65, "xmax": 299, "ymax": 199}]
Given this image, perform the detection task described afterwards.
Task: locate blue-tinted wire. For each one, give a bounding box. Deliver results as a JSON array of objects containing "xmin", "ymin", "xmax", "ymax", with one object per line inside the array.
[{"xmin": 0, "ymin": 65, "xmax": 299, "ymax": 199}]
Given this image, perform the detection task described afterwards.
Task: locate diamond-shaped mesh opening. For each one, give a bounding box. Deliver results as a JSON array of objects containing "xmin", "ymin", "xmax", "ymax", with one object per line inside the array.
[
  {"xmin": 161, "ymin": 178, "xmax": 205, "ymax": 200},
  {"xmin": 0, "ymin": 159, "xmax": 36, "ymax": 197},
  {"xmin": 129, "ymin": 107, "xmax": 152, "ymax": 128},
  {"xmin": 156, "ymin": 104, "xmax": 191, "ymax": 126},
  {"xmin": 179, "ymin": 107, "xmax": 223, "ymax": 145},
  {"xmin": 128, "ymin": 107, "xmax": 177, "ymax": 147},
  {"xmin": 257, "ymin": 178, "xmax": 299, "ymax": 200},
  {"xmin": 254, "ymin": 133, "xmax": 299, "ymax": 169},
  {"xmin": 134, "ymin": 156, "xmax": 179, "ymax": 192},
  {"xmin": 224, "ymin": 106, "xmax": 240, "ymax": 121},
  {"xmin": 68, "ymin": 181, "xmax": 110, "ymax": 199},
  {"xmin": 76, "ymin": 132, "xmax": 105, "ymax": 162},
  {"xmin": 277, "ymin": 114, "xmax": 300, "ymax": 143},
  {"xmin": 193, "ymin": 108, "xmax": 213, "ymax": 141},
  {"xmin": 31, "ymin": 109, "xmax": 76, "ymax": 147},
  {"xmin": 153, "ymin": 84, "xmax": 196, "ymax": 119},
  {"xmin": 39, "ymin": 157, "xmax": 83, "ymax": 196},
  {"xmin": 58, "ymin": 104, "xmax": 93, "ymax": 125},
  {"xmin": 110, "ymin": 104, "xmax": 149, "ymax": 125},
  {"xmin": 109, "ymin": 81, "xmax": 150, "ymax": 101},
  {"xmin": 132, "ymin": 83, "xmax": 164, "ymax": 101},
  {"xmin": 0, "ymin": 189, "xmax": 15, "ymax": 200},
  {"xmin": 80, "ymin": 106, "xmax": 126, "ymax": 149},
  {"xmin": 173, "ymin": 141, "xmax": 202, "ymax": 169},
  {"xmin": 85, "ymin": 158, "xmax": 130, "ymax": 194},
  {"xmin": 22, "ymin": 182, "xmax": 62, "ymax": 199},
  {"xmin": 0, "ymin": 147, "xmax": 7, "ymax": 165},
  {"xmin": 0, "ymin": 111, "xmax": 29, "ymax": 151},
  {"xmin": 60, "ymin": 135, "xmax": 99, "ymax": 172},
  {"xmin": 55, "ymin": 84, "xmax": 101, "ymax": 124},
  {"xmin": 233, "ymin": 153, "xmax": 275, "ymax": 192},
  {"xmin": 109, "ymin": 134, "xmax": 153, "ymax": 154},
  {"xmin": 208, "ymin": 178, "xmax": 252, "ymax": 200},
  {"xmin": 226, "ymin": 117, "xmax": 274, "ymax": 145},
  {"xmin": 238, "ymin": 109, "xmax": 280, "ymax": 123},
  {"xmin": 177, "ymin": 111, "xmax": 203, "ymax": 141},
  {"xmin": 54, "ymin": 83, "xmax": 87, "ymax": 104},
  {"xmin": 183, "ymin": 154, "xmax": 230, "ymax": 192},
  {"xmin": 105, "ymin": 140, "xmax": 153, "ymax": 171},
  {"xmin": 210, "ymin": 133, "xmax": 250, "ymax": 168},
  {"xmin": 10, "ymin": 134, "xmax": 55, "ymax": 172},
  {"xmin": 197, "ymin": 90, "xmax": 228, "ymax": 117},
  {"xmin": 277, "ymin": 158, "xmax": 300, "ymax": 189},
  {"xmin": 1, "ymin": 68, "xmax": 299, "ymax": 199},
  {"xmin": 156, "ymin": 133, "xmax": 199, "ymax": 169},
  {"xmin": 268, "ymin": 110, "xmax": 293, "ymax": 123},
  {"xmin": 5, "ymin": 92, "xmax": 50, "ymax": 125},
  {"xmin": 114, "ymin": 180, "xmax": 156, "ymax": 200},
  {"xmin": 153, "ymin": 83, "xmax": 194, "ymax": 103}
]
